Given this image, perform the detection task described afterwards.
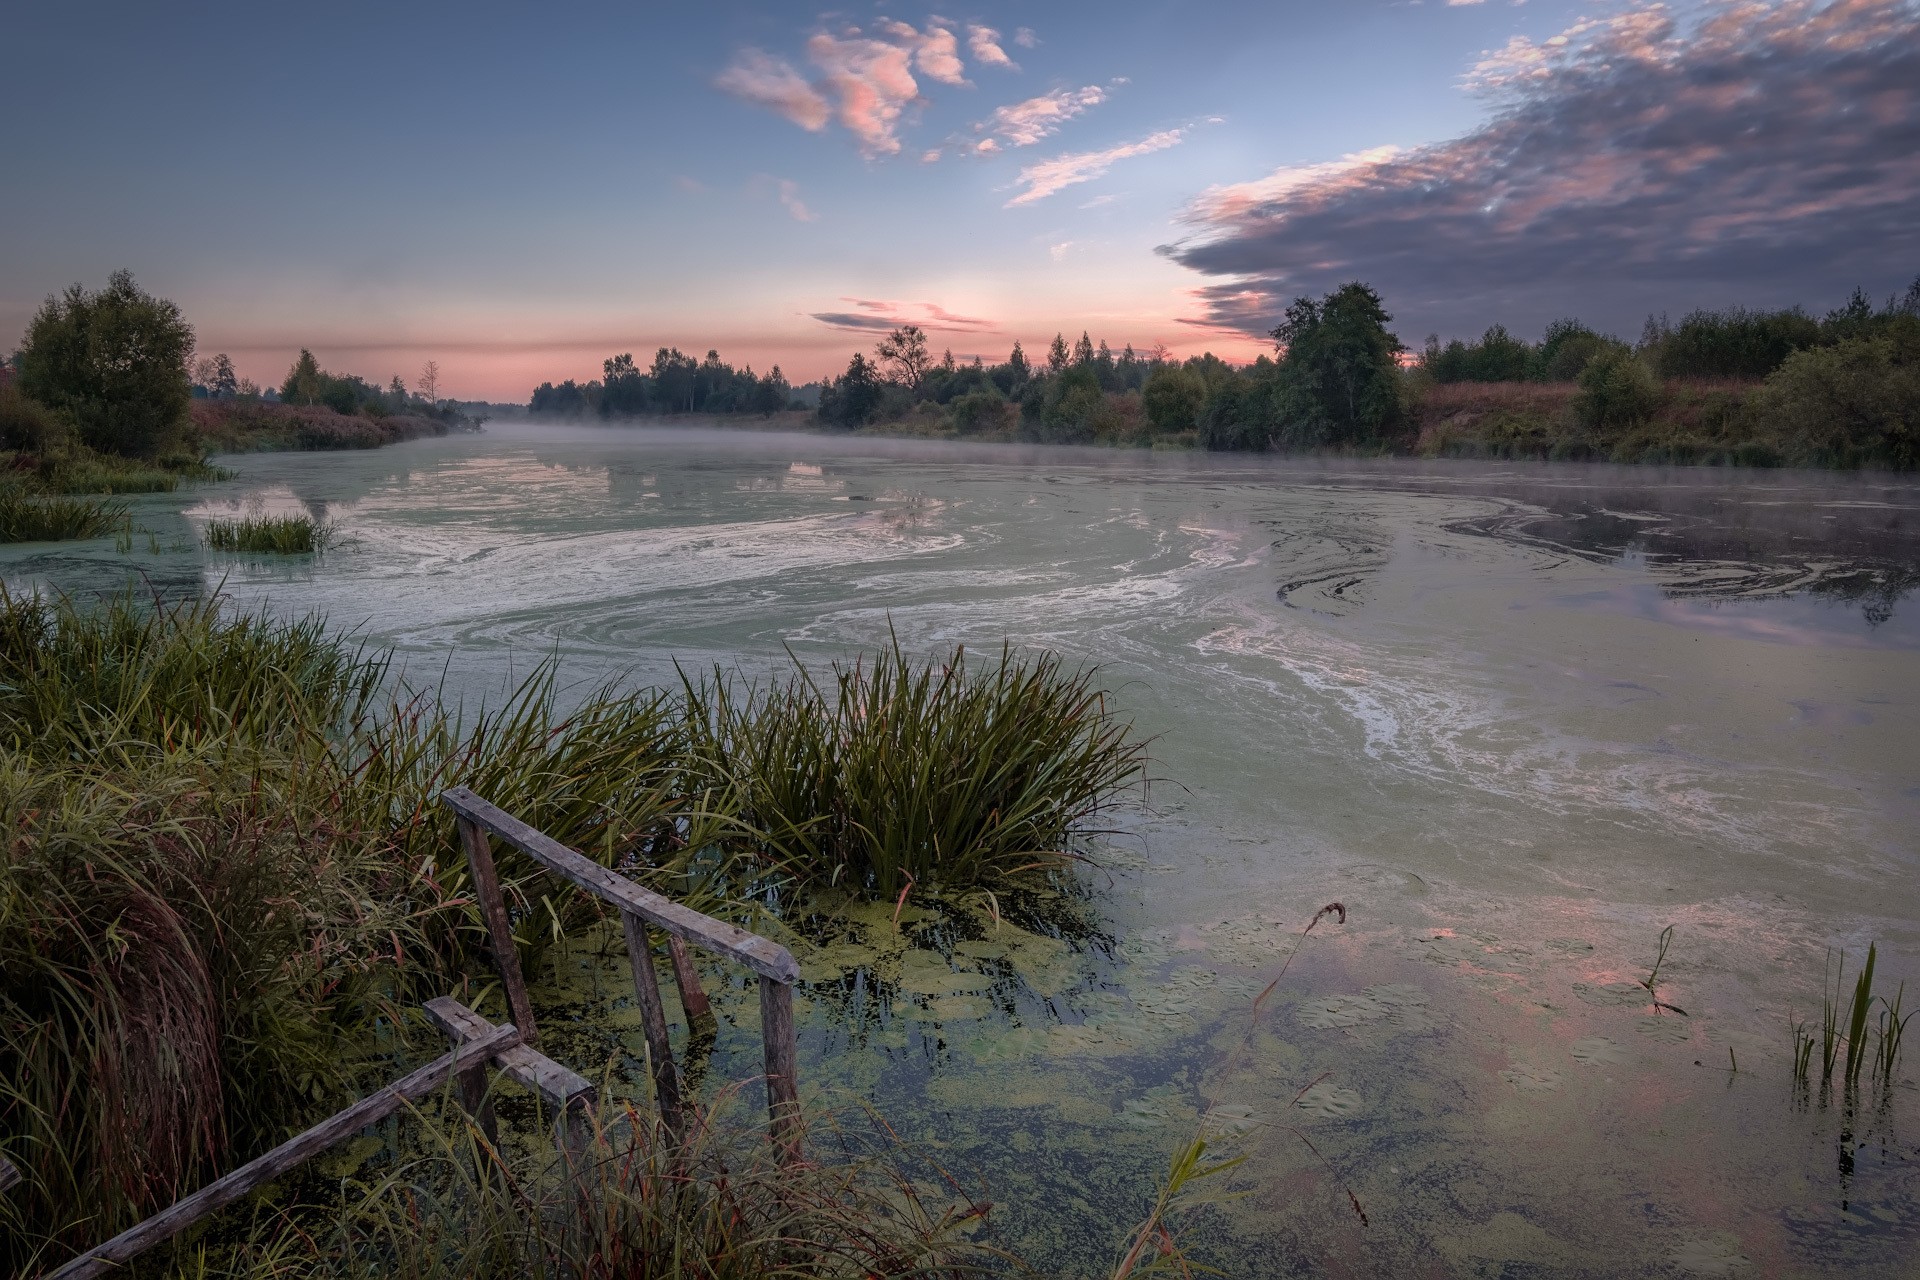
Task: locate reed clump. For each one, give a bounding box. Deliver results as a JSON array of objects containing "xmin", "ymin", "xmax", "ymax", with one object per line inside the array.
[
  {"xmin": 182, "ymin": 1097, "xmax": 1012, "ymax": 1279},
  {"xmin": 0, "ymin": 489, "xmax": 128, "ymax": 542},
  {"xmin": 204, "ymin": 514, "xmax": 334, "ymax": 554},
  {"xmin": 1790, "ymin": 943, "xmax": 1912, "ymax": 1095},
  {"xmin": 0, "ymin": 590, "xmax": 1145, "ymax": 1271},
  {"xmin": 680, "ymin": 638, "xmax": 1148, "ymax": 896}
]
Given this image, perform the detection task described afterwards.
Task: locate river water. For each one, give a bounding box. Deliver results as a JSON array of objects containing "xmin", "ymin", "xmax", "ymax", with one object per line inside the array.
[{"xmin": 5, "ymin": 424, "xmax": 1917, "ymax": 1276}]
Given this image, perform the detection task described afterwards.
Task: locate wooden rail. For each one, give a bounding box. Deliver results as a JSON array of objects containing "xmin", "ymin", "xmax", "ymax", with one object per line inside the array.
[
  {"xmin": 439, "ymin": 786, "xmax": 801, "ymax": 1152},
  {"xmin": 45, "ymin": 1022, "xmax": 522, "ymax": 1280}
]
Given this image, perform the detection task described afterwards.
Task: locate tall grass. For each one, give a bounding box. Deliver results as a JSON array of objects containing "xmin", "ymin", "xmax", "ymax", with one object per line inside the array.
[
  {"xmin": 124, "ymin": 1093, "xmax": 1013, "ymax": 1279},
  {"xmin": 0, "ymin": 490, "xmax": 127, "ymax": 543},
  {"xmin": 680, "ymin": 639, "xmax": 1148, "ymax": 895},
  {"xmin": 0, "ymin": 590, "xmax": 1146, "ymax": 1271},
  {"xmin": 204, "ymin": 514, "xmax": 334, "ymax": 554}
]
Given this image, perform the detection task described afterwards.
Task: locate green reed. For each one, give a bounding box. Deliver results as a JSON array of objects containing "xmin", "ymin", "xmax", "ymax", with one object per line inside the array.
[
  {"xmin": 0, "ymin": 490, "xmax": 128, "ymax": 542},
  {"xmin": 1791, "ymin": 943, "xmax": 1909, "ymax": 1095},
  {"xmin": 0, "ymin": 590, "xmax": 1147, "ymax": 1271},
  {"xmin": 203, "ymin": 514, "xmax": 334, "ymax": 554},
  {"xmin": 678, "ymin": 636, "xmax": 1149, "ymax": 896}
]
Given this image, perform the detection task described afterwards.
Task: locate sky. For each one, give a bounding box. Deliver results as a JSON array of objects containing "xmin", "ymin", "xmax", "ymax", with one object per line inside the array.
[{"xmin": 3, "ymin": 0, "xmax": 1916, "ymax": 401}]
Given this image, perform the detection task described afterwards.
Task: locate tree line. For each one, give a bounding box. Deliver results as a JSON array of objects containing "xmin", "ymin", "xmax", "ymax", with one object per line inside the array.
[
  {"xmin": 793, "ymin": 277, "xmax": 1919, "ymax": 468},
  {"xmin": 529, "ymin": 349, "xmax": 799, "ymax": 418}
]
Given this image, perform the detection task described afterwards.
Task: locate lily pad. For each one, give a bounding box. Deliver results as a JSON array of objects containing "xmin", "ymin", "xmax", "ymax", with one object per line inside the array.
[
  {"xmin": 1203, "ymin": 1103, "xmax": 1261, "ymax": 1137},
  {"xmin": 1570, "ymin": 1036, "xmax": 1629, "ymax": 1066},
  {"xmin": 1500, "ymin": 1061, "xmax": 1563, "ymax": 1093},
  {"xmin": 1671, "ymin": 1234, "xmax": 1752, "ymax": 1276},
  {"xmin": 1297, "ymin": 994, "xmax": 1391, "ymax": 1029},
  {"xmin": 974, "ymin": 1026, "xmax": 1049, "ymax": 1062},
  {"xmin": 1635, "ymin": 1016, "xmax": 1690, "ymax": 1044},
  {"xmin": 1295, "ymin": 1081, "xmax": 1364, "ymax": 1120}
]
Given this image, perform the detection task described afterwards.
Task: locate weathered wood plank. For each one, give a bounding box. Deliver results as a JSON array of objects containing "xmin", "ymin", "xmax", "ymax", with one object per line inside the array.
[
  {"xmin": 619, "ymin": 913, "xmax": 686, "ymax": 1137},
  {"xmin": 440, "ymin": 787, "xmax": 798, "ymax": 984},
  {"xmin": 456, "ymin": 813, "xmax": 540, "ymax": 1045},
  {"xmin": 47, "ymin": 1023, "xmax": 520, "ymax": 1280},
  {"xmin": 422, "ymin": 997, "xmax": 594, "ymax": 1111},
  {"xmin": 665, "ymin": 933, "xmax": 716, "ymax": 1032},
  {"xmin": 0, "ymin": 1154, "xmax": 20, "ymax": 1193},
  {"xmin": 758, "ymin": 975, "xmax": 802, "ymax": 1159}
]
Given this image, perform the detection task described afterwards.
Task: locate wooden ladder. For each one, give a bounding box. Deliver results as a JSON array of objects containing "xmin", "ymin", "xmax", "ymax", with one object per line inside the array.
[{"xmin": 37, "ymin": 787, "xmax": 804, "ymax": 1279}]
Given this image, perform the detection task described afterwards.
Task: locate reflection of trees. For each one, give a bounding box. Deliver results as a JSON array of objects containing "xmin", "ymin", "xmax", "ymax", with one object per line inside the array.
[
  {"xmin": 1407, "ymin": 469, "xmax": 1920, "ymax": 627},
  {"xmin": 1803, "ymin": 567, "xmax": 1920, "ymax": 628}
]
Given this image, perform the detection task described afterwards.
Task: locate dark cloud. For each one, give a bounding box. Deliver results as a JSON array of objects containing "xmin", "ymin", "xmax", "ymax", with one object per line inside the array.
[
  {"xmin": 809, "ymin": 299, "xmax": 998, "ymax": 334},
  {"xmin": 1161, "ymin": 0, "xmax": 1920, "ymax": 344},
  {"xmin": 810, "ymin": 312, "xmax": 901, "ymax": 332}
]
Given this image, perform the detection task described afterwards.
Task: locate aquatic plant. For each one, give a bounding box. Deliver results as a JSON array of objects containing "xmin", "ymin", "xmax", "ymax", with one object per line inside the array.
[
  {"xmin": 0, "ymin": 490, "xmax": 127, "ymax": 542},
  {"xmin": 1790, "ymin": 943, "xmax": 1912, "ymax": 1094},
  {"xmin": 203, "ymin": 513, "xmax": 334, "ymax": 554},
  {"xmin": 680, "ymin": 638, "xmax": 1148, "ymax": 896}
]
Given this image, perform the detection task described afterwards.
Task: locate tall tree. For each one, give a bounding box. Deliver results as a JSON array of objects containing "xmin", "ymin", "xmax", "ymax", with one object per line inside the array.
[
  {"xmin": 1047, "ymin": 333, "xmax": 1069, "ymax": 374},
  {"xmin": 18, "ymin": 270, "xmax": 194, "ymax": 457},
  {"xmin": 1073, "ymin": 332, "xmax": 1095, "ymax": 366},
  {"xmin": 1006, "ymin": 340, "xmax": 1030, "ymax": 384},
  {"xmin": 876, "ymin": 325, "xmax": 933, "ymax": 393},
  {"xmin": 1271, "ymin": 281, "xmax": 1405, "ymax": 442},
  {"xmin": 417, "ymin": 360, "xmax": 442, "ymax": 405},
  {"xmin": 283, "ymin": 349, "xmax": 323, "ymax": 406}
]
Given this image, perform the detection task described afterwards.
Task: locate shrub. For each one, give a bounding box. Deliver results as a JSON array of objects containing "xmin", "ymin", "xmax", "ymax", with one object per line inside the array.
[
  {"xmin": 1758, "ymin": 335, "xmax": 1920, "ymax": 469},
  {"xmin": 0, "ymin": 491, "xmax": 127, "ymax": 543},
  {"xmin": 947, "ymin": 387, "xmax": 1014, "ymax": 435},
  {"xmin": 1142, "ymin": 366, "xmax": 1207, "ymax": 434},
  {"xmin": 1644, "ymin": 306, "xmax": 1822, "ymax": 379},
  {"xmin": 0, "ymin": 383, "xmax": 67, "ymax": 452},
  {"xmin": 15, "ymin": 271, "xmax": 194, "ymax": 458},
  {"xmin": 1575, "ymin": 348, "xmax": 1661, "ymax": 430}
]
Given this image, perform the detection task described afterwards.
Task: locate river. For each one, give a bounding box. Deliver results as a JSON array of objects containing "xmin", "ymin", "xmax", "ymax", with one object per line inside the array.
[{"xmin": 5, "ymin": 423, "xmax": 1916, "ymax": 1276}]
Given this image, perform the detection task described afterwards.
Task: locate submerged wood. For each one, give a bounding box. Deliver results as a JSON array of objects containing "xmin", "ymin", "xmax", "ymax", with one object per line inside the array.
[
  {"xmin": 456, "ymin": 812, "xmax": 540, "ymax": 1044},
  {"xmin": 46, "ymin": 1022, "xmax": 521, "ymax": 1280},
  {"xmin": 439, "ymin": 786, "xmax": 800, "ymax": 983},
  {"xmin": 666, "ymin": 933, "xmax": 717, "ymax": 1032},
  {"xmin": 620, "ymin": 913, "xmax": 687, "ymax": 1136},
  {"xmin": 759, "ymin": 975, "xmax": 802, "ymax": 1160}
]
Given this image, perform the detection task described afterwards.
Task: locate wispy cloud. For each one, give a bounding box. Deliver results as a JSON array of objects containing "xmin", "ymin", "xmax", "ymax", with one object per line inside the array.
[
  {"xmin": 968, "ymin": 24, "xmax": 1019, "ymax": 70},
  {"xmin": 1162, "ymin": 0, "xmax": 1920, "ymax": 339},
  {"xmin": 1006, "ymin": 129, "xmax": 1187, "ymax": 207},
  {"xmin": 718, "ymin": 20, "xmax": 990, "ymax": 156},
  {"xmin": 977, "ymin": 85, "xmax": 1108, "ymax": 146},
  {"xmin": 713, "ymin": 49, "xmax": 830, "ymax": 131},
  {"xmin": 748, "ymin": 175, "xmax": 818, "ymax": 221},
  {"xmin": 810, "ymin": 298, "xmax": 997, "ymax": 333},
  {"xmin": 1014, "ymin": 27, "xmax": 1039, "ymax": 49}
]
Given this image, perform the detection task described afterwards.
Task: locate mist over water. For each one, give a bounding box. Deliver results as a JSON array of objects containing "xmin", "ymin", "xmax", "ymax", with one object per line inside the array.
[{"xmin": 8, "ymin": 424, "xmax": 1917, "ymax": 1275}]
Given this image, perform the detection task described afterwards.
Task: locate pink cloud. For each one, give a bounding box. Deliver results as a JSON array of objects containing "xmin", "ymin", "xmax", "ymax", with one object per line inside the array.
[
  {"xmin": 967, "ymin": 24, "xmax": 1019, "ymax": 70},
  {"xmin": 978, "ymin": 85, "xmax": 1108, "ymax": 146},
  {"xmin": 1006, "ymin": 129, "xmax": 1187, "ymax": 207},
  {"xmin": 714, "ymin": 49, "xmax": 830, "ymax": 131},
  {"xmin": 805, "ymin": 31, "xmax": 921, "ymax": 156}
]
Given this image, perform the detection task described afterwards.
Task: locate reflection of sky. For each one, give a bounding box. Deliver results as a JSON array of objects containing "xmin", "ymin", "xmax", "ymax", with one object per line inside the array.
[{"xmin": 1556, "ymin": 582, "xmax": 1919, "ymax": 651}]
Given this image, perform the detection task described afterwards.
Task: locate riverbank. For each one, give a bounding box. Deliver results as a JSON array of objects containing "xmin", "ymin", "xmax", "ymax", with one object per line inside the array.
[{"xmin": 191, "ymin": 399, "xmax": 471, "ymax": 452}]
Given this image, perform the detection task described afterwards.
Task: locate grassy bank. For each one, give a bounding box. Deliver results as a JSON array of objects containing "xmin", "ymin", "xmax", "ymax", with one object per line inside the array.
[
  {"xmin": 0, "ymin": 589, "xmax": 1144, "ymax": 1273},
  {"xmin": 191, "ymin": 399, "xmax": 461, "ymax": 453}
]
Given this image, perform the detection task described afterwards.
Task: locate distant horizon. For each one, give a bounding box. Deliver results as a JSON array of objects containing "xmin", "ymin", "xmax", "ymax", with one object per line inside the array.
[{"xmin": 6, "ymin": 0, "xmax": 1914, "ymax": 401}]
